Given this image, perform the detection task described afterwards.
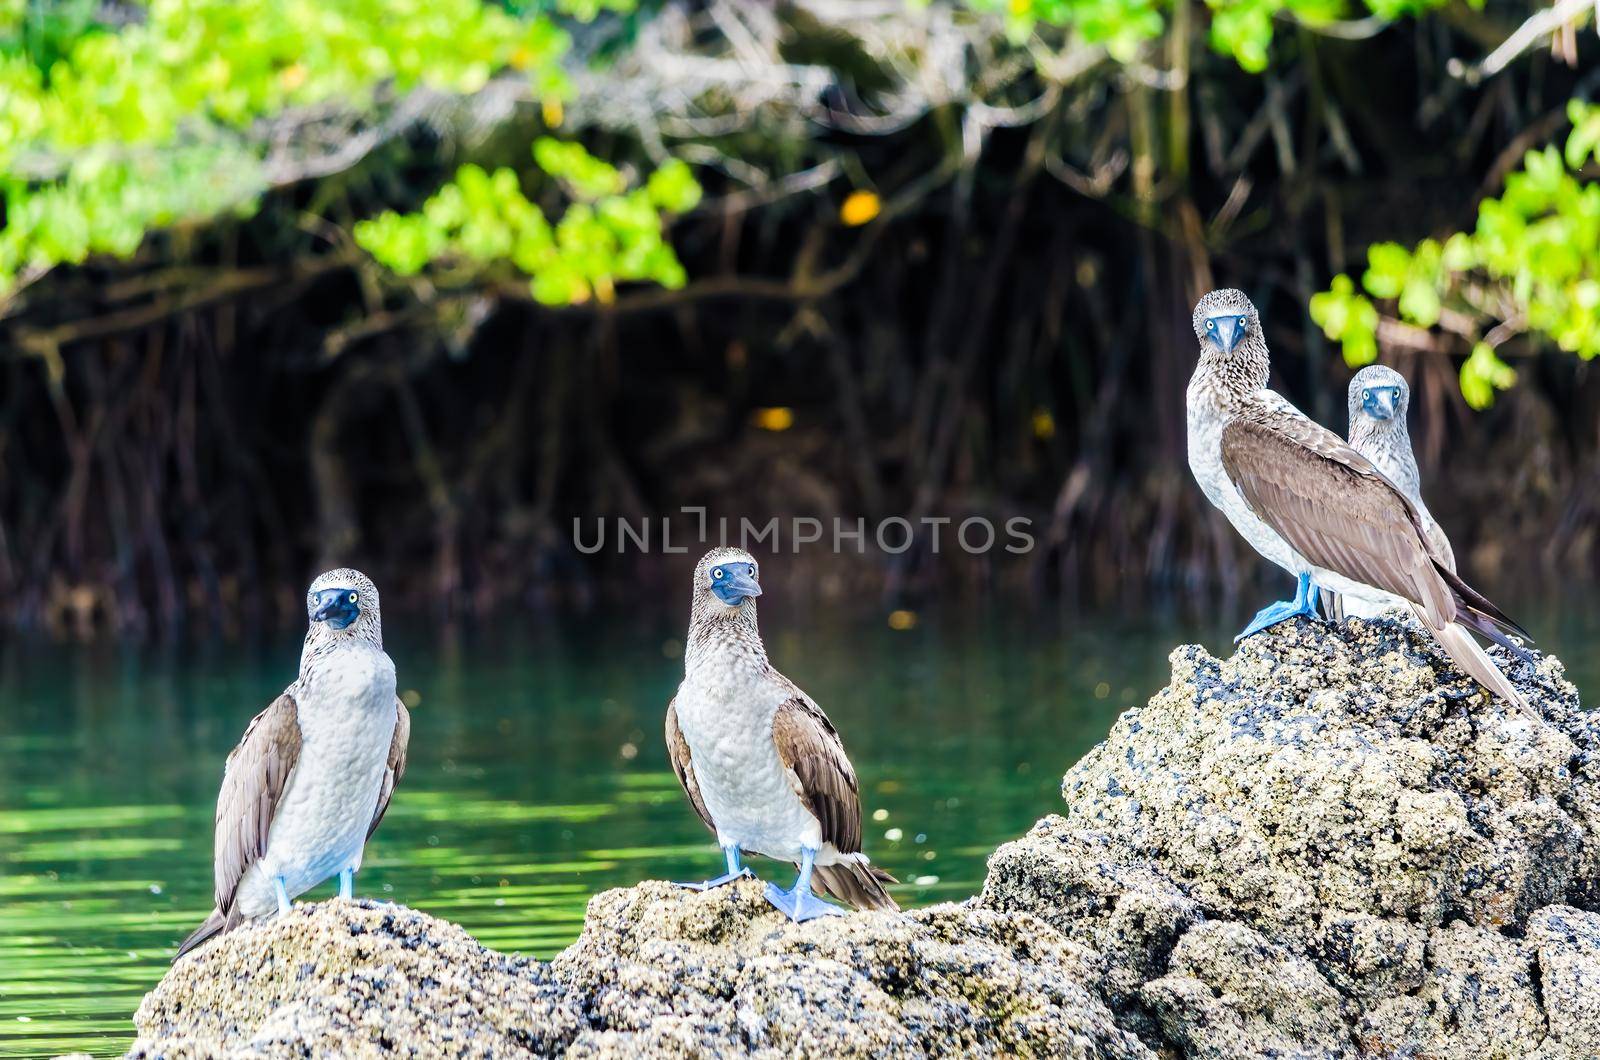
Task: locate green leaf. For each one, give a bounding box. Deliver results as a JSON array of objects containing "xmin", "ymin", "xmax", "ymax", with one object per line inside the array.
[
  {"xmin": 645, "ymin": 159, "xmax": 702, "ymax": 214},
  {"xmin": 1441, "ymin": 233, "xmax": 1475, "ymax": 272},
  {"xmin": 1459, "ymin": 342, "xmax": 1517, "ymax": 410},
  {"xmin": 1397, "ymin": 278, "xmax": 1440, "ymax": 327},
  {"xmin": 1310, "ymin": 274, "xmax": 1380, "ymax": 367},
  {"xmin": 1565, "ymin": 100, "xmax": 1600, "ymax": 169},
  {"xmin": 1362, "ymin": 243, "xmax": 1411, "ymax": 299}
]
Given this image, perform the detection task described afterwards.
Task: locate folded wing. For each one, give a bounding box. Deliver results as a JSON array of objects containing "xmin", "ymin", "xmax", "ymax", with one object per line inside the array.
[
  {"xmin": 1221, "ymin": 399, "xmax": 1531, "ymax": 715},
  {"xmin": 365, "ymin": 697, "xmax": 410, "ymax": 840},
  {"xmin": 665, "ymin": 698, "xmax": 716, "ymax": 834},
  {"xmin": 177, "ymin": 692, "xmax": 302, "ymax": 958},
  {"xmin": 1221, "ymin": 406, "xmax": 1455, "ymax": 626},
  {"xmin": 771, "ymin": 697, "xmax": 862, "ymax": 856}
]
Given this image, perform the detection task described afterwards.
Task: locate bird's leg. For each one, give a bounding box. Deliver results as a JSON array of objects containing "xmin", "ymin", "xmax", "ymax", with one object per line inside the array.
[
  {"xmin": 674, "ymin": 844, "xmax": 755, "ymax": 891},
  {"xmin": 1235, "ymin": 571, "xmax": 1320, "ymax": 642},
  {"xmin": 764, "ymin": 847, "xmax": 844, "ymax": 923},
  {"xmin": 1317, "ymin": 586, "xmax": 1344, "ymax": 623},
  {"xmin": 338, "ymin": 868, "xmax": 354, "ymax": 900},
  {"xmin": 273, "ymin": 876, "xmax": 291, "ymax": 916}
]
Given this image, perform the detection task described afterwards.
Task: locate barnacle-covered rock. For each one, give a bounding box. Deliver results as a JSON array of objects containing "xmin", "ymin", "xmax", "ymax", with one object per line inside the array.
[{"xmin": 983, "ymin": 614, "xmax": 1594, "ymax": 1059}]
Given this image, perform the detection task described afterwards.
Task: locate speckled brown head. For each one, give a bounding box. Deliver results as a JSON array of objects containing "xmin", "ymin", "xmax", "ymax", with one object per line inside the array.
[
  {"xmin": 691, "ymin": 547, "xmax": 762, "ymax": 611},
  {"xmin": 687, "ymin": 547, "xmax": 764, "ymax": 652},
  {"xmin": 1192, "ymin": 288, "xmax": 1270, "ymax": 397},
  {"xmin": 1348, "ymin": 364, "xmax": 1410, "ymax": 430},
  {"xmin": 304, "ymin": 567, "xmax": 383, "ymax": 650}
]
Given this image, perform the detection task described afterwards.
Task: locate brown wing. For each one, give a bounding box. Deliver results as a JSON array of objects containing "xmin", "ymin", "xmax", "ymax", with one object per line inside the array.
[
  {"xmin": 213, "ymin": 693, "xmax": 302, "ymax": 912},
  {"xmin": 366, "ymin": 697, "xmax": 410, "ymax": 840},
  {"xmin": 1220, "ymin": 404, "xmax": 1455, "ymax": 628},
  {"xmin": 665, "ymin": 698, "xmax": 715, "ymax": 833},
  {"xmin": 771, "ymin": 697, "xmax": 862, "ymax": 855},
  {"xmin": 1426, "ymin": 518, "xmax": 1457, "ymax": 574}
]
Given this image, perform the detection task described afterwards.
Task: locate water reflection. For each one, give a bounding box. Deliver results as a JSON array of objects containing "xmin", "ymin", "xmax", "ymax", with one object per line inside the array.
[{"xmin": 1, "ymin": 599, "xmax": 1593, "ymax": 1058}]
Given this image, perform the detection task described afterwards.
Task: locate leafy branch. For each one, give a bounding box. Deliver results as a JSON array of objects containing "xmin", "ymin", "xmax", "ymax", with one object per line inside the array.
[
  {"xmin": 1312, "ymin": 100, "xmax": 1600, "ymax": 408},
  {"xmin": 0, "ymin": 0, "xmax": 627, "ymax": 298},
  {"xmin": 353, "ymin": 140, "xmax": 701, "ymax": 306}
]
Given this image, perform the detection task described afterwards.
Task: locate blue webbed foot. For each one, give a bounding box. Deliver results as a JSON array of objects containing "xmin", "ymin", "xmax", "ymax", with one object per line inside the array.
[
  {"xmin": 764, "ymin": 880, "xmax": 844, "ymax": 922},
  {"xmin": 674, "ymin": 844, "xmax": 754, "ymax": 891},
  {"xmin": 677, "ymin": 869, "xmax": 755, "ymax": 891},
  {"xmin": 338, "ymin": 868, "xmax": 354, "ymax": 900},
  {"xmin": 764, "ymin": 847, "xmax": 844, "ymax": 923},
  {"xmin": 1235, "ymin": 572, "xmax": 1320, "ymax": 643}
]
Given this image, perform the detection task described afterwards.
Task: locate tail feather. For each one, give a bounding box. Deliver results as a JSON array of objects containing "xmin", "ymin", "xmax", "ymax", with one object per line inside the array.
[
  {"xmin": 1436, "ymin": 562, "xmax": 1532, "ymax": 642},
  {"xmin": 1454, "ymin": 603, "xmax": 1535, "ymax": 665},
  {"xmin": 1425, "ymin": 613, "xmax": 1538, "ymax": 720},
  {"xmin": 811, "ymin": 859, "xmax": 899, "ymax": 912},
  {"xmin": 175, "ymin": 905, "xmax": 239, "ymax": 961}
]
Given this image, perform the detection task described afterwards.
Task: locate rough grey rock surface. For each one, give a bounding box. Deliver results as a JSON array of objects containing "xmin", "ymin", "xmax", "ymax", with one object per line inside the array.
[
  {"xmin": 982, "ymin": 613, "xmax": 1599, "ymax": 1060},
  {"xmin": 127, "ymin": 887, "xmax": 1151, "ymax": 1059},
  {"xmin": 129, "ymin": 900, "xmax": 583, "ymax": 1058},
  {"xmin": 123, "ymin": 614, "xmax": 1600, "ymax": 1059},
  {"xmin": 550, "ymin": 879, "xmax": 1151, "ymax": 1058}
]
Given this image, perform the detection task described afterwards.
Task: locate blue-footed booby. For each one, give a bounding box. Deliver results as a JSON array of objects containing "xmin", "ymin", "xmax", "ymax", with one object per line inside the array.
[
  {"xmin": 1186, "ymin": 289, "xmax": 1534, "ymax": 717},
  {"xmin": 176, "ymin": 568, "xmax": 410, "ymax": 958},
  {"xmin": 665, "ymin": 547, "xmax": 898, "ymax": 922},
  {"xmin": 1187, "ymin": 289, "xmax": 1322, "ymax": 640},
  {"xmin": 1329, "ymin": 365, "xmax": 1455, "ymax": 620}
]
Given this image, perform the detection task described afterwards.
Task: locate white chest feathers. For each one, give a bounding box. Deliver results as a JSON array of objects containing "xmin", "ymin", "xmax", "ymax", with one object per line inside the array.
[
  {"xmin": 1186, "ymin": 383, "xmax": 1302, "ymax": 576},
  {"xmin": 243, "ymin": 645, "xmax": 397, "ymax": 914},
  {"xmin": 673, "ymin": 645, "xmax": 822, "ymax": 862}
]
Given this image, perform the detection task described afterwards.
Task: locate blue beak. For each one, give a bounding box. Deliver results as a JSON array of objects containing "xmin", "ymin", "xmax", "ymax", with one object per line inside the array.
[
  {"xmin": 711, "ymin": 569, "xmax": 762, "ymax": 606},
  {"xmin": 310, "ymin": 588, "xmax": 360, "ymax": 630},
  {"xmin": 1364, "ymin": 387, "xmax": 1400, "ymax": 421},
  {"xmin": 1213, "ymin": 315, "xmax": 1245, "ymax": 353}
]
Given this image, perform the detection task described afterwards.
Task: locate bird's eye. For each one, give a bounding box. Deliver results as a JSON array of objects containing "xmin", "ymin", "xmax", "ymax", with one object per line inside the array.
[
  {"xmin": 748, "ymin": 565, "xmax": 757, "ymax": 577},
  {"xmin": 712, "ymin": 568, "xmax": 724, "ymax": 580},
  {"xmin": 1362, "ymin": 390, "xmax": 1372, "ymax": 402},
  {"xmin": 349, "ymin": 592, "xmax": 359, "ymax": 603},
  {"xmin": 1206, "ymin": 319, "xmax": 1215, "ymax": 330}
]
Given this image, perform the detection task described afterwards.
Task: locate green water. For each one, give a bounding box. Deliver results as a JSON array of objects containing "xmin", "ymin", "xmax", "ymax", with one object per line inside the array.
[{"xmin": 2, "ymin": 601, "xmax": 1594, "ymax": 1058}]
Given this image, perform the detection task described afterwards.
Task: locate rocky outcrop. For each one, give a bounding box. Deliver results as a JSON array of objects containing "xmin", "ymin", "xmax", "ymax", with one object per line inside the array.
[
  {"xmin": 129, "ymin": 887, "xmax": 1150, "ymax": 1059},
  {"xmin": 130, "ymin": 902, "xmax": 583, "ymax": 1058},
  {"xmin": 549, "ymin": 880, "xmax": 1149, "ymax": 1058},
  {"xmin": 980, "ymin": 615, "xmax": 1599, "ymax": 1059},
  {"xmin": 123, "ymin": 614, "xmax": 1600, "ymax": 1059}
]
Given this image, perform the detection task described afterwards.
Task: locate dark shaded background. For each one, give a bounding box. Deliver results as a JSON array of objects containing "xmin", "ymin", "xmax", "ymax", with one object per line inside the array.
[{"xmin": 2, "ymin": 9, "xmax": 1597, "ymax": 638}]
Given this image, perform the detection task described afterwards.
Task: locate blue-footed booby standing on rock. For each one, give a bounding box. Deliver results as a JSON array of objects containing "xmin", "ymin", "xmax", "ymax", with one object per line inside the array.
[
  {"xmin": 665, "ymin": 547, "xmax": 898, "ymax": 922},
  {"xmin": 1328, "ymin": 365, "xmax": 1455, "ymax": 620},
  {"xmin": 1187, "ymin": 289, "xmax": 1322, "ymax": 641},
  {"xmin": 176, "ymin": 568, "xmax": 410, "ymax": 958},
  {"xmin": 1186, "ymin": 289, "xmax": 1535, "ymax": 717}
]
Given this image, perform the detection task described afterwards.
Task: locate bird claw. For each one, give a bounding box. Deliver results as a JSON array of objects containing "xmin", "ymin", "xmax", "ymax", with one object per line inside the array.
[{"xmin": 674, "ymin": 868, "xmax": 755, "ymax": 892}]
